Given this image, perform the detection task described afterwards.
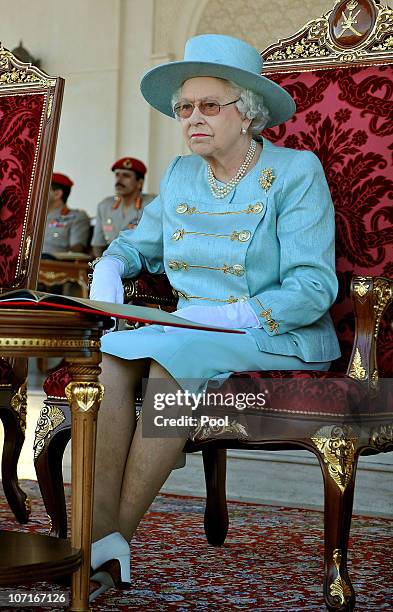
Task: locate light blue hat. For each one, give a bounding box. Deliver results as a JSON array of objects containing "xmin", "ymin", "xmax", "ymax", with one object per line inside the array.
[{"xmin": 140, "ymin": 34, "xmax": 295, "ymax": 128}]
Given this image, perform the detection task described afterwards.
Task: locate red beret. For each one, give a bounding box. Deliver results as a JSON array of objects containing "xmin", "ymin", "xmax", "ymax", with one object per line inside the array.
[
  {"xmin": 111, "ymin": 157, "xmax": 147, "ymax": 176},
  {"xmin": 52, "ymin": 173, "xmax": 74, "ymax": 188}
]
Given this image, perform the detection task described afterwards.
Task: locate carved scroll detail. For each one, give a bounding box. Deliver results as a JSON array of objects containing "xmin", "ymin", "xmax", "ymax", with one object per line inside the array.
[
  {"xmin": 33, "ymin": 404, "xmax": 66, "ymax": 460},
  {"xmin": 10, "ymin": 381, "xmax": 27, "ymax": 434},
  {"xmin": 330, "ymin": 548, "xmax": 352, "ymax": 605},
  {"xmin": 311, "ymin": 425, "xmax": 358, "ymax": 493}
]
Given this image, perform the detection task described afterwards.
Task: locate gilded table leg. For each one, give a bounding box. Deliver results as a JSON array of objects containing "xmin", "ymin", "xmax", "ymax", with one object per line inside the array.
[{"xmin": 65, "ymin": 364, "xmax": 104, "ymax": 612}]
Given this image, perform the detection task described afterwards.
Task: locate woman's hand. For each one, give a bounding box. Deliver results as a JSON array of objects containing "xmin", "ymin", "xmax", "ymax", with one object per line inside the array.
[
  {"xmin": 89, "ymin": 257, "xmax": 125, "ymax": 304},
  {"xmin": 164, "ymin": 302, "xmax": 260, "ymax": 332}
]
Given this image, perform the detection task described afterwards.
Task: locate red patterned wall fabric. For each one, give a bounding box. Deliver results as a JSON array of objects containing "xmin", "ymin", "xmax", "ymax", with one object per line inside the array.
[
  {"xmin": 0, "ymin": 93, "xmax": 45, "ymax": 288},
  {"xmin": 263, "ymin": 65, "xmax": 393, "ymax": 375}
]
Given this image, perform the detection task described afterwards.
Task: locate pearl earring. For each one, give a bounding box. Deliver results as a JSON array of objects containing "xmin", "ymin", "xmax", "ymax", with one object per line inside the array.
[{"xmin": 241, "ymin": 127, "xmax": 247, "ymax": 134}]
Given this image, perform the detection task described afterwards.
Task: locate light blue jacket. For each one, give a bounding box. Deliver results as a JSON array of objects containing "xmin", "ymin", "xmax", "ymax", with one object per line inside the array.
[{"xmin": 104, "ymin": 138, "xmax": 341, "ymax": 363}]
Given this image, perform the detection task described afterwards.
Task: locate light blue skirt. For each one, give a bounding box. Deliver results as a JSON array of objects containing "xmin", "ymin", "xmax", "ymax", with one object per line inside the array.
[{"xmin": 101, "ymin": 325, "xmax": 330, "ymax": 393}]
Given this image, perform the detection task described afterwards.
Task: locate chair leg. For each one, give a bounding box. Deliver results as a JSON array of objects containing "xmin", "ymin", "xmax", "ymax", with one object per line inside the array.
[
  {"xmin": 0, "ymin": 412, "xmax": 30, "ymax": 523},
  {"xmin": 0, "ymin": 393, "xmax": 30, "ymax": 524},
  {"xmin": 202, "ymin": 447, "xmax": 229, "ymax": 546},
  {"xmin": 33, "ymin": 401, "xmax": 71, "ymax": 538},
  {"xmin": 313, "ymin": 429, "xmax": 358, "ymax": 612}
]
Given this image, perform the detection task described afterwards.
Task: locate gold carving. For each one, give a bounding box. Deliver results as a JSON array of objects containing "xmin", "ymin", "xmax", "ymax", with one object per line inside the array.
[
  {"xmin": 0, "ymin": 338, "xmax": 100, "ymax": 349},
  {"xmin": 10, "ymin": 381, "xmax": 27, "ymax": 434},
  {"xmin": 22, "ymin": 235, "xmax": 32, "ymax": 271},
  {"xmin": 370, "ymin": 368, "xmax": 379, "ymax": 390},
  {"xmin": 33, "ymin": 404, "xmax": 66, "ymax": 460},
  {"xmin": 47, "ymin": 95, "xmax": 53, "ymax": 119},
  {"xmin": 337, "ymin": 1, "xmax": 362, "ymax": 38},
  {"xmin": 0, "ymin": 45, "xmax": 12, "ymax": 69},
  {"xmin": 65, "ymin": 382, "xmax": 104, "ymax": 413},
  {"xmin": 263, "ymin": 0, "xmax": 393, "ymax": 67},
  {"xmin": 311, "ymin": 425, "xmax": 358, "ymax": 493},
  {"xmin": 330, "ymin": 548, "xmax": 352, "ymax": 605},
  {"xmin": 372, "ymin": 34, "xmax": 393, "ymax": 52},
  {"xmin": 0, "ymin": 69, "xmax": 55, "ymax": 87},
  {"xmin": 348, "ymin": 348, "xmax": 367, "ymax": 380},
  {"xmin": 191, "ymin": 418, "xmax": 249, "ymax": 441},
  {"xmin": 354, "ymin": 279, "xmax": 370, "ymax": 298},
  {"xmin": 373, "ymin": 278, "xmax": 392, "ymax": 339},
  {"xmin": 266, "ymin": 35, "xmax": 329, "ymax": 62},
  {"xmin": 370, "ymin": 423, "xmax": 393, "ymax": 450},
  {"xmin": 24, "ymin": 496, "xmax": 31, "ymax": 516}
]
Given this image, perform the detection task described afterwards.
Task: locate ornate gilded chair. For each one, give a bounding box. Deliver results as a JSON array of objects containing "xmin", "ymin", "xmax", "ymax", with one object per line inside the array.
[
  {"xmin": 36, "ymin": 0, "xmax": 392, "ymax": 608},
  {"xmin": 0, "ymin": 44, "xmax": 64, "ymax": 522}
]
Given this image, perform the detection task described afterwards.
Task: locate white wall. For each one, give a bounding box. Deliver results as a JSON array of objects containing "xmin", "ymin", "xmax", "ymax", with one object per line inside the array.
[{"xmin": 0, "ymin": 0, "xmax": 154, "ymax": 216}]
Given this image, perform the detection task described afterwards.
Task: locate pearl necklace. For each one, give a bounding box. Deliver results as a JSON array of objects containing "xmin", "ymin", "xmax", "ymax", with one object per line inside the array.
[{"xmin": 207, "ymin": 139, "xmax": 257, "ymax": 199}]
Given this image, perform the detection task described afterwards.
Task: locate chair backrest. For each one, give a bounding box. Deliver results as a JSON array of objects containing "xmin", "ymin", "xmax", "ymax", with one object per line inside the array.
[
  {"xmin": 0, "ymin": 45, "xmax": 64, "ymax": 291},
  {"xmin": 261, "ymin": 0, "xmax": 393, "ymax": 376}
]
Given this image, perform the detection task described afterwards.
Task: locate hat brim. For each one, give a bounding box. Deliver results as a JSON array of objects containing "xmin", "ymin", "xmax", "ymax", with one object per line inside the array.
[{"xmin": 140, "ymin": 60, "xmax": 295, "ymax": 128}]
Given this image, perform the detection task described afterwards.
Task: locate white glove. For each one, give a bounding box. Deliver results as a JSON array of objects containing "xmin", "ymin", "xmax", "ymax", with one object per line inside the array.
[
  {"xmin": 89, "ymin": 257, "xmax": 125, "ymax": 304},
  {"xmin": 164, "ymin": 302, "xmax": 261, "ymax": 332}
]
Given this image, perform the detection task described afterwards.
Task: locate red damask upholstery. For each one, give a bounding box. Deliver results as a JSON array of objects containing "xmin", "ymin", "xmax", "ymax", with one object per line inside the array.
[
  {"xmin": 0, "ymin": 94, "xmax": 46, "ymax": 286},
  {"xmin": 0, "ymin": 93, "xmax": 47, "ymax": 393},
  {"xmin": 43, "ymin": 365, "xmax": 71, "ymax": 398},
  {"xmin": 264, "ymin": 65, "xmax": 393, "ymax": 375}
]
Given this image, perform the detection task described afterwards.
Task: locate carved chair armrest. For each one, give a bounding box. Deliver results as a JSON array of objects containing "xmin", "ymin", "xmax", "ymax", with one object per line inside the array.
[
  {"xmin": 122, "ymin": 272, "xmax": 178, "ymax": 308},
  {"xmin": 348, "ymin": 275, "xmax": 392, "ymax": 387}
]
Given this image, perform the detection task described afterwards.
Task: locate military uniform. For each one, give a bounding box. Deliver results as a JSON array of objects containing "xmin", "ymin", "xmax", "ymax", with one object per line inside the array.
[
  {"xmin": 91, "ymin": 194, "xmax": 155, "ymax": 248},
  {"xmin": 101, "ymin": 138, "xmax": 341, "ymax": 392},
  {"xmin": 42, "ymin": 206, "xmax": 90, "ymax": 254}
]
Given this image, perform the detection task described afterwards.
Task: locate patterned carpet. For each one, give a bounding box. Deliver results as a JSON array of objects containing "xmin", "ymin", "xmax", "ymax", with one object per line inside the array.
[{"xmin": 0, "ymin": 480, "xmax": 392, "ymax": 611}]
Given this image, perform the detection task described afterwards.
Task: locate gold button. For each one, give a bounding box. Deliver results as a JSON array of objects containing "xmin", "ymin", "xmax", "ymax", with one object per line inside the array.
[
  {"xmin": 172, "ymin": 229, "xmax": 184, "ymax": 241},
  {"xmin": 250, "ymin": 202, "xmax": 264, "ymax": 214},
  {"xmin": 168, "ymin": 260, "xmax": 189, "ymax": 271},
  {"xmin": 238, "ymin": 230, "xmax": 251, "ymax": 242},
  {"xmin": 176, "ymin": 203, "xmax": 188, "ymax": 214},
  {"xmin": 232, "ymin": 264, "xmax": 245, "ymax": 276}
]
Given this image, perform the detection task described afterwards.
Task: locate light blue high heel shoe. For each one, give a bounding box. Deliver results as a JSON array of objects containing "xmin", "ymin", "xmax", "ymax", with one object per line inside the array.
[{"xmin": 89, "ymin": 531, "xmax": 131, "ymax": 602}]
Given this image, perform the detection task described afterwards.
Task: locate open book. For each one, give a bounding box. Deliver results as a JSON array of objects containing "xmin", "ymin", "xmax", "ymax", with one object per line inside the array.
[{"xmin": 0, "ymin": 290, "xmax": 243, "ymax": 334}]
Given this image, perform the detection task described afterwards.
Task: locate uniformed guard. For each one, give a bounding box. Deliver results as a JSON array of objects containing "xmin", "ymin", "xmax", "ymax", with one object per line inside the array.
[
  {"xmin": 91, "ymin": 157, "xmax": 155, "ymax": 257},
  {"xmin": 42, "ymin": 173, "xmax": 90, "ymax": 255}
]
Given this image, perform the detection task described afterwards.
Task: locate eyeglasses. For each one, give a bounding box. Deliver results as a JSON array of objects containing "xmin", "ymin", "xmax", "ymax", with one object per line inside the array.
[{"xmin": 173, "ymin": 98, "xmax": 240, "ymax": 119}]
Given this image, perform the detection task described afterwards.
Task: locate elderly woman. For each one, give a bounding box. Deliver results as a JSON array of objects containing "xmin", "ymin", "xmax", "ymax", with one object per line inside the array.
[{"xmin": 88, "ymin": 34, "xmax": 340, "ymax": 596}]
